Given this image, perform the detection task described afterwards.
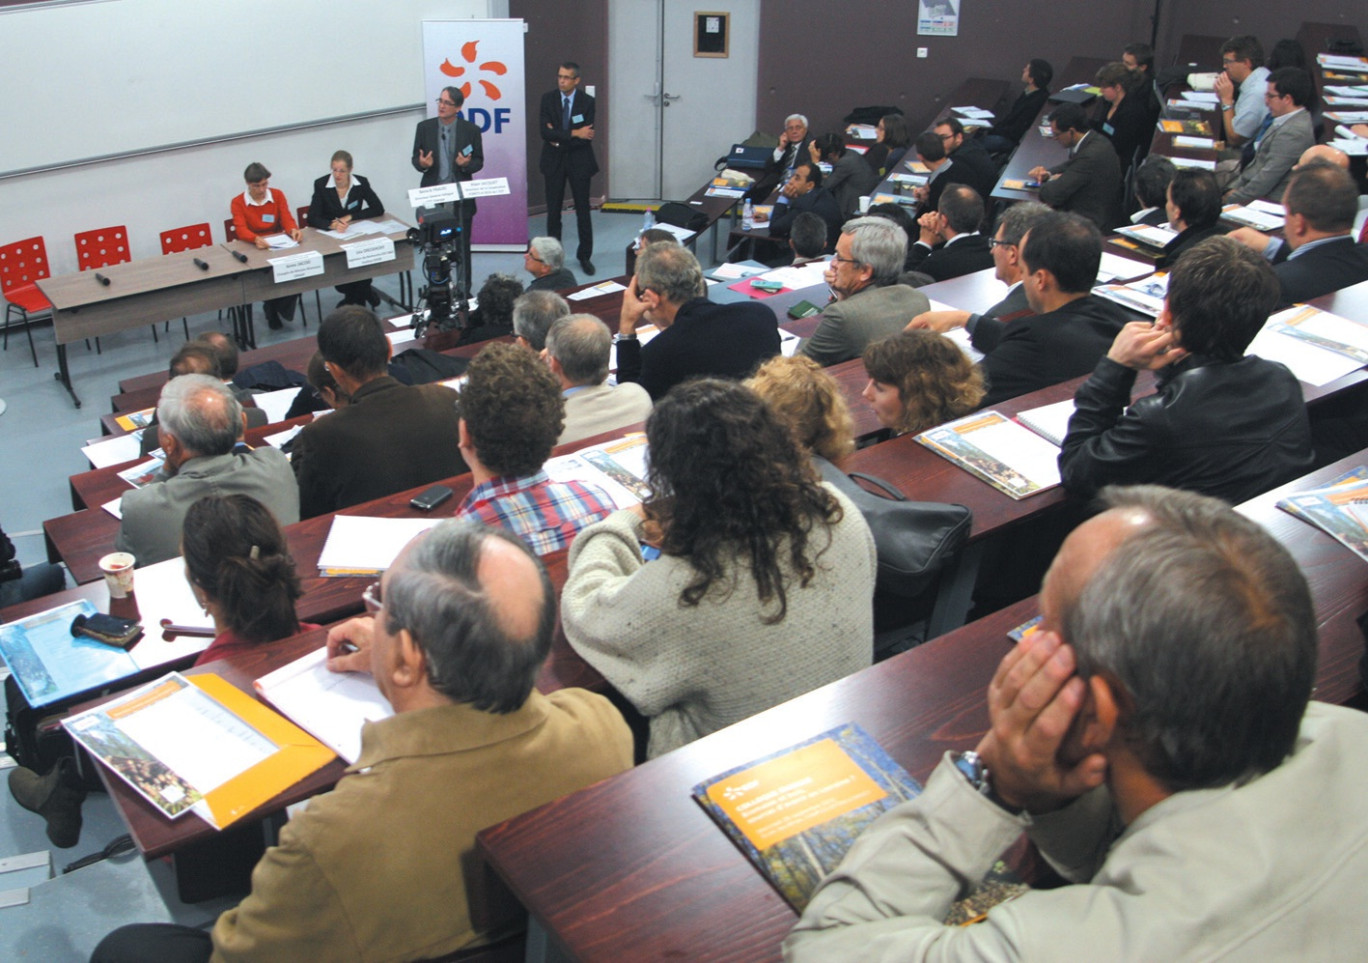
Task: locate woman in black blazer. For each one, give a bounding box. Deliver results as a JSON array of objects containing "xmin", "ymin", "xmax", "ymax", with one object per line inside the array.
[{"xmin": 309, "ymin": 150, "xmax": 386, "ymax": 307}]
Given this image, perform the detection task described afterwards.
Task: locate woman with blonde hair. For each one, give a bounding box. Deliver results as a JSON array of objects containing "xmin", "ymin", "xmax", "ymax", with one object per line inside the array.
[
  {"xmin": 746, "ymin": 355, "xmax": 856, "ymax": 467},
  {"xmin": 861, "ymin": 331, "xmax": 985, "ymax": 437}
]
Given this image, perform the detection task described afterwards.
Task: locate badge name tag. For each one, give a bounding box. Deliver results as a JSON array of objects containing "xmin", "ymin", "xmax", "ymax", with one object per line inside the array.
[{"xmin": 573, "ymin": 114, "xmax": 585, "ymax": 124}]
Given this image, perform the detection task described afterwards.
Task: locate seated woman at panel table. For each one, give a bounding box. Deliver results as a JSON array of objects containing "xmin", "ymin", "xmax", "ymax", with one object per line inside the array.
[
  {"xmin": 182, "ymin": 494, "xmax": 316, "ymax": 667},
  {"xmin": 861, "ymin": 113, "xmax": 911, "ymax": 178},
  {"xmin": 231, "ymin": 161, "xmax": 304, "ymax": 330},
  {"xmin": 561, "ymin": 379, "xmax": 876, "ymax": 759},
  {"xmin": 809, "ymin": 134, "xmax": 879, "ymax": 218},
  {"xmin": 309, "ymin": 150, "xmax": 386, "ymax": 309},
  {"xmin": 860, "ymin": 331, "xmax": 984, "ymax": 442},
  {"xmin": 746, "ymin": 355, "xmax": 856, "ymax": 469}
]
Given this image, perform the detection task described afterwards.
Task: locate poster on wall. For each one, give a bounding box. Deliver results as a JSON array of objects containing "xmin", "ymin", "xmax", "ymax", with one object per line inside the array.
[
  {"xmin": 421, "ymin": 19, "xmax": 528, "ymax": 248},
  {"xmin": 917, "ymin": 0, "xmax": 960, "ymax": 37}
]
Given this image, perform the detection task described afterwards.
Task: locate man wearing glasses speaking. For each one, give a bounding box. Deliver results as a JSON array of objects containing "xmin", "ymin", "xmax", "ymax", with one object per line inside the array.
[{"xmin": 412, "ymin": 85, "xmax": 485, "ymax": 297}]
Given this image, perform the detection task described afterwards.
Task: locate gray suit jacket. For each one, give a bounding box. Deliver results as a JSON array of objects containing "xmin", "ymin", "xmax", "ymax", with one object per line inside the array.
[
  {"xmin": 799, "ymin": 284, "xmax": 931, "ymax": 367},
  {"xmin": 1225, "ymin": 109, "xmax": 1315, "ymax": 205},
  {"xmin": 559, "ymin": 383, "xmax": 654, "ymax": 447},
  {"xmin": 115, "ymin": 448, "xmax": 300, "ymax": 567}
]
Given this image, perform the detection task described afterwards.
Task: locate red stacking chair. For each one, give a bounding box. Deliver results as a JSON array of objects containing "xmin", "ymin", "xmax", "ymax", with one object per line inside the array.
[
  {"xmin": 160, "ymin": 223, "xmax": 214, "ymax": 340},
  {"xmin": 0, "ymin": 235, "xmax": 49, "ymax": 366},
  {"xmin": 73, "ymin": 225, "xmax": 146, "ymax": 351}
]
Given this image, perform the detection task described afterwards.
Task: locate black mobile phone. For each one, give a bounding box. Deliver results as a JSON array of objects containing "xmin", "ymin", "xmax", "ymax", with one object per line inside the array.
[
  {"xmin": 71, "ymin": 613, "xmax": 144, "ymax": 649},
  {"xmin": 410, "ymin": 484, "xmax": 454, "ymax": 511}
]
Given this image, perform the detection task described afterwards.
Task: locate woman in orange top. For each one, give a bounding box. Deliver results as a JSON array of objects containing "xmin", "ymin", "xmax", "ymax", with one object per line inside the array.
[{"xmin": 231, "ymin": 161, "xmax": 304, "ymax": 329}]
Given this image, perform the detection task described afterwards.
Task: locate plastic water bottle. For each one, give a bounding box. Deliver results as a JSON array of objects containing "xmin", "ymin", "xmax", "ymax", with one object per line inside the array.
[
  {"xmin": 743, "ymin": 199, "xmax": 754, "ymax": 231},
  {"xmin": 643, "ymin": 208, "xmax": 656, "ymax": 231}
]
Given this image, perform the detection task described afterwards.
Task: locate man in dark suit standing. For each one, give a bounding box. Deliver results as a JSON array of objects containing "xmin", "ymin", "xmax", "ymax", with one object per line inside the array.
[
  {"xmin": 412, "ymin": 85, "xmax": 484, "ymax": 296},
  {"xmin": 540, "ymin": 62, "xmax": 599, "ymax": 275}
]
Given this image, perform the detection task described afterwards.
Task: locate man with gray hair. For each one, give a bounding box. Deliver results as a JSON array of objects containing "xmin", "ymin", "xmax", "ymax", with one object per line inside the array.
[
  {"xmin": 906, "ymin": 201, "xmax": 1051, "ymax": 338},
  {"xmin": 748, "ymin": 113, "xmax": 811, "ymax": 201},
  {"xmin": 115, "ymin": 374, "xmax": 298, "ymax": 566},
  {"xmin": 92, "ymin": 519, "xmax": 632, "ymax": 963},
  {"xmin": 787, "ymin": 485, "xmax": 1368, "ymax": 960},
  {"xmin": 524, "ymin": 236, "xmax": 577, "ymax": 292},
  {"xmin": 616, "ymin": 242, "xmax": 781, "ymax": 399},
  {"xmin": 512, "ymin": 289, "xmax": 570, "ymax": 352},
  {"xmin": 799, "ymin": 216, "xmax": 930, "ymax": 366},
  {"xmin": 546, "ymin": 314, "xmax": 652, "ymax": 444}
]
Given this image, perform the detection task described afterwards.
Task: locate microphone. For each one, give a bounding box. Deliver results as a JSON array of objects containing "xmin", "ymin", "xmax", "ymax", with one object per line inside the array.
[
  {"xmin": 193, "ymin": 257, "xmax": 210, "ymax": 271},
  {"xmin": 231, "ymin": 250, "xmax": 249, "ymax": 263},
  {"xmin": 94, "ymin": 272, "xmax": 111, "ymax": 286}
]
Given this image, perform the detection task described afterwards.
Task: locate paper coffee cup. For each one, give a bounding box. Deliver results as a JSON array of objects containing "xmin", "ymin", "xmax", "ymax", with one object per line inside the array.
[
  {"xmin": 858, "ymin": 195, "xmax": 871, "ymax": 214},
  {"xmin": 99, "ymin": 552, "xmax": 136, "ymax": 599}
]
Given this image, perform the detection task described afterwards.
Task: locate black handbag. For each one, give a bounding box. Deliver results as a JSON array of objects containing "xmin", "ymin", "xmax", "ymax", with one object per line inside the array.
[{"xmin": 818, "ymin": 459, "xmax": 972, "ymax": 599}]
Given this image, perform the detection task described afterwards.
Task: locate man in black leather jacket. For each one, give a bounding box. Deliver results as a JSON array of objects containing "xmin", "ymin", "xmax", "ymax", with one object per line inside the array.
[{"xmin": 1059, "ymin": 237, "xmax": 1314, "ymax": 504}]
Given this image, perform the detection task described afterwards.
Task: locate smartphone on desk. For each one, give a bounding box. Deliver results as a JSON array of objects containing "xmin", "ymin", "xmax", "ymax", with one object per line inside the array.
[{"xmin": 410, "ymin": 485, "xmax": 454, "ymax": 511}]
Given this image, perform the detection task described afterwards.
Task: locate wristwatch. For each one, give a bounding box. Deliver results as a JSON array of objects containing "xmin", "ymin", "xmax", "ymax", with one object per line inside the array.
[
  {"xmin": 613, "ymin": 333, "xmax": 637, "ymax": 343},
  {"xmin": 952, "ymin": 750, "xmax": 993, "ymax": 796},
  {"xmin": 1221, "ymin": 104, "xmax": 1235, "ymax": 112}
]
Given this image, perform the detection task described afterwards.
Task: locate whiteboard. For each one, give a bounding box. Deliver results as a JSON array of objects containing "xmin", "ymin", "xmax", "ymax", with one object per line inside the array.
[{"xmin": 0, "ymin": 0, "xmax": 497, "ymax": 175}]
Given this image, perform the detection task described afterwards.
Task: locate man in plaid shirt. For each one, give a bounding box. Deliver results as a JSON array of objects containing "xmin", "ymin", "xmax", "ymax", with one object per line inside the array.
[{"xmin": 454, "ymin": 343, "xmax": 615, "ymax": 556}]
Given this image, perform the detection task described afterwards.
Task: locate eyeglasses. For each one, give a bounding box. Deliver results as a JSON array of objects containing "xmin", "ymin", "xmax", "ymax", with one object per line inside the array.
[
  {"xmin": 987, "ymin": 238, "xmax": 1016, "ymax": 249},
  {"xmin": 437, "ymin": 98, "xmax": 457, "ymax": 107},
  {"xmin": 525, "ymin": 249, "xmax": 545, "ymax": 263},
  {"xmin": 362, "ymin": 580, "xmax": 382, "ymax": 614},
  {"xmin": 830, "ymin": 253, "xmax": 863, "ymax": 267}
]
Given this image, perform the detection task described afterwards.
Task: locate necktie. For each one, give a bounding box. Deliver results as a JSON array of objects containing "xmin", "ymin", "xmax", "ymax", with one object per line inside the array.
[
  {"xmin": 563, "ymin": 95, "xmax": 571, "ymax": 130},
  {"xmin": 1359, "ymin": 218, "xmax": 1368, "ymax": 245}
]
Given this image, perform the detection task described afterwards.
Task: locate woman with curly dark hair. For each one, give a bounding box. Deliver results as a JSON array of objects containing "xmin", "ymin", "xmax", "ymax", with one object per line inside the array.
[
  {"xmin": 562, "ymin": 379, "xmax": 876, "ymax": 758},
  {"xmin": 183, "ymin": 494, "xmax": 314, "ymax": 666},
  {"xmin": 861, "ymin": 331, "xmax": 985, "ymax": 438},
  {"xmin": 459, "ymin": 272, "xmax": 525, "ymax": 346}
]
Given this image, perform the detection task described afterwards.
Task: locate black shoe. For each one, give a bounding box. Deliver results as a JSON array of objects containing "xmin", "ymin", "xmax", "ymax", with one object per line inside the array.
[
  {"xmin": 10, "ymin": 757, "xmax": 87, "ymax": 848},
  {"xmin": 580, "ymin": 258, "xmax": 596, "ymax": 275},
  {"xmin": 264, "ymin": 305, "xmax": 283, "ymax": 330}
]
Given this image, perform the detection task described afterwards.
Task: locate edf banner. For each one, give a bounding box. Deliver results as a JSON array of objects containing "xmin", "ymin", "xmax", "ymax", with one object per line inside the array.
[{"xmin": 421, "ymin": 19, "xmax": 527, "ymax": 248}]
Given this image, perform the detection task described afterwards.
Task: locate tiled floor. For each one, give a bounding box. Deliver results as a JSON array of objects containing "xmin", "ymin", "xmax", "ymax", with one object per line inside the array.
[{"xmin": 0, "ymin": 209, "xmax": 654, "ymax": 961}]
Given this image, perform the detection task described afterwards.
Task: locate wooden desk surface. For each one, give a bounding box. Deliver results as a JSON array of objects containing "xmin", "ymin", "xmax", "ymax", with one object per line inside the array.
[{"xmin": 477, "ymin": 596, "xmax": 1033, "ymax": 962}]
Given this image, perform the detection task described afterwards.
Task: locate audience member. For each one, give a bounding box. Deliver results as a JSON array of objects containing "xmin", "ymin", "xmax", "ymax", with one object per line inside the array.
[
  {"xmin": 0, "ymin": 522, "xmax": 64, "ymax": 608},
  {"xmin": 546, "ymin": 314, "xmax": 652, "ymax": 446},
  {"xmin": 117, "ymin": 375, "xmax": 299, "ymax": 566},
  {"xmin": 788, "ymin": 212, "xmax": 830, "ymax": 265},
  {"xmin": 863, "ymin": 113, "xmax": 911, "ymax": 176},
  {"xmin": 787, "ymin": 485, "xmax": 1368, "ymax": 960},
  {"xmin": 809, "ymin": 133, "xmax": 879, "ymax": 218},
  {"xmin": 512, "ymin": 289, "xmax": 570, "ymax": 352},
  {"xmin": 524, "ymin": 236, "xmax": 577, "ymax": 292},
  {"xmin": 910, "ymin": 131, "xmax": 959, "ymax": 217},
  {"xmin": 181, "ymin": 494, "xmax": 312, "ymax": 666},
  {"xmin": 976, "ymin": 211, "xmax": 1130, "ymax": 406},
  {"xmin": 93, "ymin": 520, "xmax": 632, "ymax": 963},
  {"xmin": 230, "ymin": 161, "xmax": 301, "ymax": 328},
  {"xmin": 1228, "ymin": 161, "xmax": 1368, "ymax": 305},
  {"xmin": 1060, "ymin": 236, "xmax": 1313, "ymax": 502},
  {"xmin": 291, "ymin": 307, "xmax": 465, "ymax": 519},
  {"xmin": 861, "ymin": 331, "xmax": 984, "ymax": 437},
  {"xmin": 1031, "ymin": 104, "xmax": 1122, "ymax": 230},
  {"xmin": 907, "ymin": 201, "xmax": 1052, "ymax": 337},
  {"xmin": 454, "ymin": 343, "xmax": 614, "ymax": 555},
  {"xmin": 934, "ymin": 118, "xmax": 997, "ymax": 202},
  {"xmin": 906, "ymin": 185, "xmax": 993, "ymax": 282},
  {"xmin": 1091, "ymin": 62, "xmax": 1150, "ymax": 172},
  {"xmin": 635, "ymin": 227, "xmax": 679, "ymax": 253},
  {"xmin": 1130, "ymin": 156, "xmax": 1176, "ymax": 225},
  {"xmin": 562, "ymin": 379, "xmax": 876, "ymax": 758},
  {"xmin": 765, "ymin": 160, "xmax": 842, "ymax": 249},
  {"xmin": 1155, "ymin": 169, "xmax": 1224, "ymax": 269},
  {"xmin": 461, "ymin": 272, "xmax": 525, "ymax": 345},
  {"xmin": 1122, "ymin": 42, "xmax": 1162, "ymax": 126},
  {"xmin": 982, "ymin": 59, "xmax": 1053, "ymax": 154},
  {"xmin": 139, "ymin": 339, "xmax": 267, "ymax": 456},
  {"xmin": 749, "ymin": 113, "xmax": 811, "ymax": 200},
  {"xmin": 1215, "ymin": 35, "xmax": 1270, "ymax": 148},
  {"xmin": 800, "ymin": 217, "xmax": 930, "ymax": 366},
  {"xmin": 747, "ymin": 355, "xmax": 856, "ymax": 467},
  {"xmin": 616, "ymin": 242, "xmax": 780, "ymax": 399},
  {"xmin": 1224, "ymin": 67, "xmax": 1315, "ymax": 205}
]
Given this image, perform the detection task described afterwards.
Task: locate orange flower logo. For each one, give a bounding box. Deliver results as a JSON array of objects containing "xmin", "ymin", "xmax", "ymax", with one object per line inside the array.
[{"xmin": 439, "ymin": 41, "xmax": 507, "ymax": 101}]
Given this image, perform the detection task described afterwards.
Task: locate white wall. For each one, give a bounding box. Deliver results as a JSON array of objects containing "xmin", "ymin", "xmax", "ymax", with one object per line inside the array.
[{"xmin": 0, "ymin": 0, "xmax": 506, "ymax": 276}]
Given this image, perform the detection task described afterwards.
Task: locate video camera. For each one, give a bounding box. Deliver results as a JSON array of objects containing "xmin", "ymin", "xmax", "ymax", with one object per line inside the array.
[{"xmin": 406, "ymin": 207, "xmax": 465, "ymax": 334}]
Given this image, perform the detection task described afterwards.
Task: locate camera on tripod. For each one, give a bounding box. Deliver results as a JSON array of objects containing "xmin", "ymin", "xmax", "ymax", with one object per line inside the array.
[{"xmin": 406, "ymin": 207, "xmax": 464, "ymax": 334}]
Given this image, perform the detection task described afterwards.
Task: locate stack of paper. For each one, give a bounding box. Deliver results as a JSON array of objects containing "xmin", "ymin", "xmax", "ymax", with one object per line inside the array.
[
  {"xmin": 1113, "ymin": 224, "xmax": 1178, "ymax": 250},
  {"xmin": 1245, "ymin": 305, "xmax": 1368, "ymax": 387},
  {"xmin": 1092, "ymin": 273, "xmax": 1169, "ymax": 316},
  {"xmin": 315, "ymin": 516, "xmax": 441, "ymax": 577},
  {"xmin": 114, "ymin": 408, "xmax": 156, "ymax": 433},
  {"xmin": 1276, "ymin": 468, "xmax": 1368, "ymax": 564},
  {"xmin": 83, "ymin": 432, "xmax": 146, "ymax": 469},
  {"xmin": 251, "ymin": 386, "xmax": 303, "ymax": 424},
  {"xmin": 1221, "ymin": 200, "xmax": 1285, "ymax": 231},
  {"xmin": 544, "ymin": 435, "xmax": 651, "ymax": 510},
  {"xmin": 255, "ymin": 648, "xmax": 392, "ymax": 764},
  {"xmin": 916, "ymin": 411, "xmax": 1062, "ymax": 499},
  {"xmin": 846, "ymin": 124, "xmax": 878, "ymax": 140},
  {"xmin": 1016, "ymin": 399, "xmax": 1077, "ymax": 447}
]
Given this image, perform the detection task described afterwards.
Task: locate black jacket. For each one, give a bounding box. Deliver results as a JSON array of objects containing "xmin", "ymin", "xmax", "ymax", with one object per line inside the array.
[
  {"xmin": 1059, "ymin": 354, "xmax": 1314, "ymax": 503},
  {"xmin": 1272, "ymin": 236, "xmax": 1368, "ymax": 307},
  {"xmin": 616, "ymin": 298, "xmax": 781, "ymax": 400},
  {"xmin": 308, "ymin": 173, "xmax": 385, "ymax": 229},
  {"xmin": 1154, "ymin": 222, "xmax": 1225, "ymax": 270},
  {"xmin": 906, "ymin": 234, "xmax": 995, "ymax": 282},
  {"xmin": 768, "ymin": 186, "xmax": 843, "ymax": 250},
  {"xmin": 988, "ymin": 88, "xmax": 1050, "ymax": 146},
  {"xmin": 974, "ymin": 294, "xmax": 1131, "ymax": 407}
]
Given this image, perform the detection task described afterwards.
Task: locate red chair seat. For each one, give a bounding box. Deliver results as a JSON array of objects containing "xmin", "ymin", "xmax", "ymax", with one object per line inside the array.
[{"xmin": 5, "ymin": 282, "xmax": 51, "ymax": 313}]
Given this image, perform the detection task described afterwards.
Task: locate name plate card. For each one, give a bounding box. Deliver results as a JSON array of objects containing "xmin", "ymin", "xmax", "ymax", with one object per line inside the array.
[
  {"xmin": 342, "ymin": 236, "xmax": 396, "ymax": 269},
  {"xmin": 268, "ymin": 250, "xmax": 324, "ymax": 283},
  {"xmin": 408, "ymin": 184, "xmax": 461, "ymax": 207},
  {"xmin": 458, "ymin": 177, "xmax": 511, "ymax": 199}
]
